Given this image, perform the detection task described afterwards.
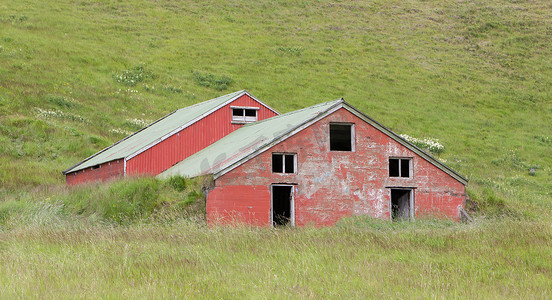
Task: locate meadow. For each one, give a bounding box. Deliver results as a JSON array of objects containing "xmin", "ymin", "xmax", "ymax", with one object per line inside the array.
[{"xmin": 0, "ymin": 0, "xmax": 551, "ymax": 297}]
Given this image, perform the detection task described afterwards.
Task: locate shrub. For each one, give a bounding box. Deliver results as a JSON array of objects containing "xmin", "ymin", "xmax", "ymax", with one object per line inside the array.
[
  {"xmin": 275, "ymin": 46, "xmax": 303, "ymax": 56},
  {"xmin": 46, "ymin": 95, "xmax": 74, "ymax": 108},
  {"xmin": 192, "ymin": 71, "xmax": 233, "ymax": 91}
]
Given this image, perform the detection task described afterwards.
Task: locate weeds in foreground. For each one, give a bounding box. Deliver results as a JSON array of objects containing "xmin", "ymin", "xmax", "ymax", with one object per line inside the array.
[{"xmin": 0, "ymin": 215, "xmax": 550, "ymax": 298}]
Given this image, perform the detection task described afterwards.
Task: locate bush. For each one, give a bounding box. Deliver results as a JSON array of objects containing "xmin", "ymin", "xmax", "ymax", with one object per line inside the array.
[
  {"xmin": 46, "ymin": 95, "xmax": 74, "ymax": 108},
  {"xmin": 192, "ymin": 71, "xmax": 233, "ymax": 91}
]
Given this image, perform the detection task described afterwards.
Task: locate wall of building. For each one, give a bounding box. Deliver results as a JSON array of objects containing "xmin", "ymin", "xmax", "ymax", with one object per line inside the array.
[
  {"xmin": 206, "ymin": 185, "xmax": 271, "ymax": 226},
  {"xmin": 126, "ymin": 94, "xmax": 278, "ymax": 176},
  {"xmin": 65, "ymin": 159, "xmax": 124, "ymax": 186},
  {"xmin": 207, "ymin": 108, "xmax": 466, "ymax": 226}
]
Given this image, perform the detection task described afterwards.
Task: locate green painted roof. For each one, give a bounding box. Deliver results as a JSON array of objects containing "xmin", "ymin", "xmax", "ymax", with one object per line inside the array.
[
  {"xmin": 64, "ymin": 90, "xmax": 253, "ymax": 174},
  {"xmin": 158, "ymin": 99, "xmax": 344, "ymax": 179},
  {"xmin": 158, "ymin": 99, "xmax": 468, "ymax": 185}
]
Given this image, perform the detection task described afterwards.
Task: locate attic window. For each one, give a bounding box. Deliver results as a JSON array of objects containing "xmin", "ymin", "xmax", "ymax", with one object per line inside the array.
[
  {"xmin": 232, "ymin": 106, "xmax": 258, "ymax": 123},
  {"xmin": 272, "ymin": 153, "xmax": 296, "ymax": 174},
  {"xmin": 389, "ymin": 158, "xmax": 411, "ymax": 178},
  {"xmin": 330, "ymin": 123, "xmax": 354, "ymax": 151}
]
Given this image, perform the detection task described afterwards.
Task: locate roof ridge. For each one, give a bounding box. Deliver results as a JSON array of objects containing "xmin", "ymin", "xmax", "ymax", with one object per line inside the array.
[
  {"xmin": 241, "ymin": 98, "xmax": 343, "ymax": 127},
  {"xmin": 158, "ymin": 98, "xmax": 345, "ymax": 179},
  {"xmin": 175, "ymin": 90, "xmax": 246, "ymax": 112},
  {"xmin": 62, "ymin": 108, "xmax": 180, "ymax": 174},
  {"xmin": 62, "ymin": 90, "xmax": 247, "ymax": 174}
]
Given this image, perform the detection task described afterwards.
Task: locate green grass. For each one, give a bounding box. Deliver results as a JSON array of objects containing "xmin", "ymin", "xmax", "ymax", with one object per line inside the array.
[
  {"xmin": 0, "ymin": 0, "xmax": 552, "ymax": 297},
  {"xmin": 0, "ymin": 218, "xmax": 550, "ymax": 298}
]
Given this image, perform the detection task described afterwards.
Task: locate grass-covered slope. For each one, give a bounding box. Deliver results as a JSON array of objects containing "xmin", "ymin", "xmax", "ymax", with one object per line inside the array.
[
  {"xmin": 1, "ymin": 1, "xmax": 552, "ymax": 296},
  {"xmin": 1, "ymin": 0, "xmax": 551, "ymax": 218}
]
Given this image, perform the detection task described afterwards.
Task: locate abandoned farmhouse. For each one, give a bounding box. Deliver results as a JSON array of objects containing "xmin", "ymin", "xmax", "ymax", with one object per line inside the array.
[{"xmin": 64, "ymin": 91, "xmax": 468, "ymax": 226}]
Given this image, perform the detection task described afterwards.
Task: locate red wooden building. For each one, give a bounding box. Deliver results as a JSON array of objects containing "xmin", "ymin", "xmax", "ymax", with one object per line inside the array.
[
  {"xmin": 63, "ymin": 90, "xmax": 279, "ymax": 185},
  {"xmin": 159, "ymin": 99, "xmax": 468, "ymax": 226}
]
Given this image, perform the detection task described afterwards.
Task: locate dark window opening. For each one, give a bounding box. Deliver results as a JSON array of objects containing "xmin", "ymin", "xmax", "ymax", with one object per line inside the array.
[
  {"xmin": 330, "ymin": 124, "xmax": 353, "ymax": 151},
  {"xmin": 91, "ymin": 165, "xmax": 100, "ymax": 170},
  {"xmin": 389, "ymin": 158, "xmax": 410, "ymax": 178},
  {"xmin": 232, "ymin": 107, "xmax": 258, "ymax": 123},
  {"xmin": 389, "ymin": 159, "xmax": 400, "ymax": 177},
  {"xmin": 400, "ymin": 160, "xmax": 409, "ymax": 178},
  {"xmin": 391, "ymin": 189, "xmax": 412, "ymax": 221},
  {"xmin": 272, "ymin": 154, "xmax": 283, "ymax": 173},
  {"xmin": 272, "ymin": 186, "xmax": 293, "ymax": 226},
  {"xmin": 272, "ymin": 153, "xmax": 296, "ymax": 174},
  {"xmin": 284, "ymin": 154, "xmax": 294, "ymax": 173}
]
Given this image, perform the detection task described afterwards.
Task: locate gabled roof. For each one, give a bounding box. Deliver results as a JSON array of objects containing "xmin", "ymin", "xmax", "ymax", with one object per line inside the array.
[
  {"xmin": 158, "ymin": 99, "xmax": 468, "ymax": 186},
  {"xmin": 63, "ymin": 90, "xmax": 277, "ymax": 174}
]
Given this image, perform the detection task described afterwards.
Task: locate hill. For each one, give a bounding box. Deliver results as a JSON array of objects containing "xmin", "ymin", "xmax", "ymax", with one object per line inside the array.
[
  {"xmin": 1, "ymin": 0, "xmax": 550, "ymax": 215},
  {"xmin": 0, "ymin": 0, "xmax": 551, "ymax": 297}
]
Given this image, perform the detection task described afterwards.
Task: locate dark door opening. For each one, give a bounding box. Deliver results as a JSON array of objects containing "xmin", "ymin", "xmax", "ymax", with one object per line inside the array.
[
  {"xmin": 272, "ymin": 185, "xmax": 293, "ymax": 226},
  {"xmin": 391, "ymin": 189, "xmax": 412, "ymax": 221}
]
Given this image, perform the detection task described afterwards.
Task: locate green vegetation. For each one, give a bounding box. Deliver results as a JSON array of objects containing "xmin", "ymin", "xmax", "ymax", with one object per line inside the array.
[
  {"xmin": 0, "ymin": 176, "xmax": 208, "ymax": 228},
  {"xmin": 0, "ymin": 215, "xmax": 550, "ymax": 298},
  {"xmin": 0, "ymin": 0, "xmax": 551, "ymax": 297}
]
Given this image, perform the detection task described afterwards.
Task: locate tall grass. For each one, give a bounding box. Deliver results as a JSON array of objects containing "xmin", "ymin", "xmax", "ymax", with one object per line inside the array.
[
  {"xmin": 0, "ymin": 176, "xmax": 208, "ymax": 228},
  {"xmin": 0, "ymin": 217, "xmax": 550, "ymax": 298}
]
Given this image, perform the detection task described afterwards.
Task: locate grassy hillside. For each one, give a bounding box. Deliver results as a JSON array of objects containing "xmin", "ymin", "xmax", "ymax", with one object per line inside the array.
[{"xmin": 0, "ymin": 0, "xmax": 551, "ymax": 297}]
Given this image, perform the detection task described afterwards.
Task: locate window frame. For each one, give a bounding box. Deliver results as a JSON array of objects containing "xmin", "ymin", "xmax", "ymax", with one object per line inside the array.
[
  {"xmin": 389, "ymin": 157, "xmax": 412, "ymax": 178},
  {"xmin": 329, "ymin": 122, "xmax": 355, "ymax": 152},
  {"xmin": 231, "ymin": 106, "xmax": 259, "ymax": 123},
  {"xmin": 272, "ymin": 153, "xmax": 297, "ymax": 174}
]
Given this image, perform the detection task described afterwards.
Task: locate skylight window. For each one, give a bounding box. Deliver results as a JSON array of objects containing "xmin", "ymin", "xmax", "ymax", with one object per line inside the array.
[{"xmin": 232, "ymin": 107, "xmax": 258, "ymax": 123}]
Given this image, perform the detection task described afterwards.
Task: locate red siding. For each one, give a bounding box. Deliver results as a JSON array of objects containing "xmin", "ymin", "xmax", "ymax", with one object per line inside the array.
[
  {"xmin": 66, "ymin": 159, "xmax": 124, "ymax": 186},
  {"xmin": 208, "ymin": 108, "xmax": 466, "ymax": 226},
  {"xmin": 126, "ymin": 94, "xmax": 277, "ymax": 176},
  {"xmin": 206, "ymin": 185, "xmax": 271, "ymax": 226}
]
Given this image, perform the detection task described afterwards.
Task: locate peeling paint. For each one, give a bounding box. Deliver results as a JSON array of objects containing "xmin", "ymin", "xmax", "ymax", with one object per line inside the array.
[{"xmin": 208, "ymin": 108, "xmax": 466, "ymax": 226}]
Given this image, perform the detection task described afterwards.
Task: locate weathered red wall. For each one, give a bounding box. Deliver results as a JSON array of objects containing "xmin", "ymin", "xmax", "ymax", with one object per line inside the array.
[
  {"xmin": 65, "ymin": 159, "xmax": 124, "ymax": 186},
  {"xmin": 208, "ymin": 108, "xmax": 466, "ymax": 226},
  {"xmin": 126, "ymin": 94, "xmax": 278, "ymax": 176},
  {"xmin": 206, "ymin": 185, "xmax": 271, "ymax": 226}
]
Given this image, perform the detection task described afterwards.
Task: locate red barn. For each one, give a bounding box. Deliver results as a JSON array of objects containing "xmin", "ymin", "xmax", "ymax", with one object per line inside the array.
[
  {"xmin": 159, "ymin": 99, "xmax": 468, "ymax": 226},
  {"xmin": 62, "ymin": 90, "xmax": 279, "ymax": 185}
]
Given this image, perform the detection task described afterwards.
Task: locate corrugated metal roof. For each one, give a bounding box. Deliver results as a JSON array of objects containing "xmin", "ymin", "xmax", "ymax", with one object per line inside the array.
[
  {"xmin": 63, "ymin": 90, "xmax": 253, "ymax": 174},
  {"xmin": 158, "ymin": 99, "xmax": 468, "ymax": 185},
  {"xmin": 158, "ymin": 99, "xmax": 343, "ymax": 179}
]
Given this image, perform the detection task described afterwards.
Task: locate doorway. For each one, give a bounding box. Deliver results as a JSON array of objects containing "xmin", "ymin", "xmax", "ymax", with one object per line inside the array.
[
  {"xmin": 391, "ymin": 189, "xmax": 413, "ymax": 221},
  {"xmin": 271, "ymin": 185, "xmax": 294, "ymax": 227}
]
